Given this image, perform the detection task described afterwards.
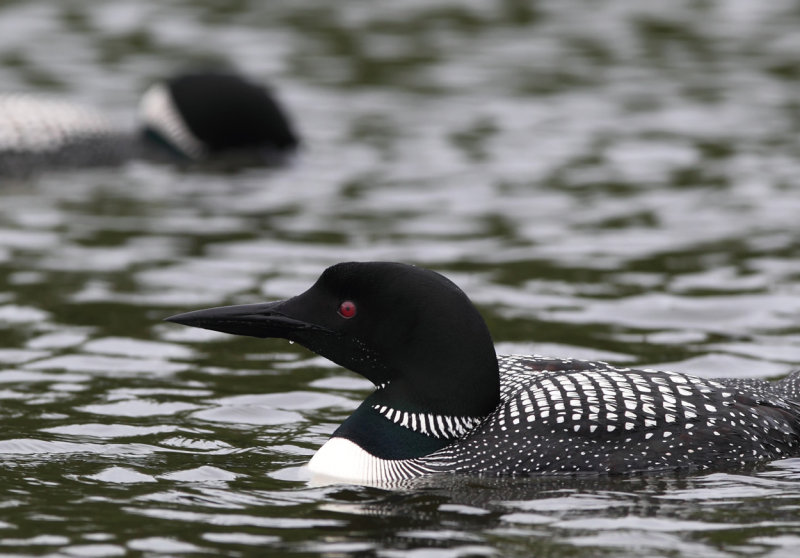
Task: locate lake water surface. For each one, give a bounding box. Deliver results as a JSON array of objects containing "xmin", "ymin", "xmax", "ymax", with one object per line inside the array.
[{"xmin": 2, "ymin": 1, "xmax": 800, "ymax": 556}]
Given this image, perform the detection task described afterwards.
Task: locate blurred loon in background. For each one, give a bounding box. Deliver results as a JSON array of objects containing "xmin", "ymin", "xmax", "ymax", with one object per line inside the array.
[
  {"xmin": 0, "ymin": 70, "xmax": 299, "ymax": 178},
  {"xmin": 166, "ymin": 262, "xmax": 800, "ymax": 484}
]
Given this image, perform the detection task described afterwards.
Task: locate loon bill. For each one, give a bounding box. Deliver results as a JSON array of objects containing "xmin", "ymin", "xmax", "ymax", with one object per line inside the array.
[{"xmin": 166, "ymin": 262, "xmax": 800, "ymax": 483}]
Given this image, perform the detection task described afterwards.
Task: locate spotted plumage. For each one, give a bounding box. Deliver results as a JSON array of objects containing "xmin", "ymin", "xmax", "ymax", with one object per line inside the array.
[
  {"xmin": 166, "ymin": 262, "xmax": 800, "ymax": 484},
  {"xmin": 0, "ymin": 94, "xmax": 128, "ymax": 176},
  {"xmin": 419, "ymin": 356, "xmax": 800, "ymax": 476}
]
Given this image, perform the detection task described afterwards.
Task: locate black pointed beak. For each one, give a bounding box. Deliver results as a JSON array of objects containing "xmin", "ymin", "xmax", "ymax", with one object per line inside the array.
[{"xmin": 165, "ymin": 301, "xmax": 325, "ymax": 339}]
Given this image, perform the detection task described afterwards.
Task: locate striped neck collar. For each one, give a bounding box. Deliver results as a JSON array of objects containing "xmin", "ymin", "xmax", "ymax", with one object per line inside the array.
[{"xmin": 371, "ymin": 404, "xmax": 483, "ymax": 440}]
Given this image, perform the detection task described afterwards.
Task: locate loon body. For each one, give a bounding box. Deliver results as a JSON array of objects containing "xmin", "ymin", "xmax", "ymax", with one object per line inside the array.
[
  {"xmin": 167, "ymin": 262, "xmax": 800, "ymax": 483},
  {"xmin": 0, "ymin": 95, "xmax": 128, "ymax": 176},
  {"xmin": 1, "ymin": 71, "xmax": 298, "ymax": 177}
]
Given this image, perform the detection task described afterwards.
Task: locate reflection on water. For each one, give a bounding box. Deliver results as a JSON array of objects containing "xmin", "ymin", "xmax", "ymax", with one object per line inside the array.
[{"xmin": 2, "ymin": 0, "xmax": 800, "ymax": 556}]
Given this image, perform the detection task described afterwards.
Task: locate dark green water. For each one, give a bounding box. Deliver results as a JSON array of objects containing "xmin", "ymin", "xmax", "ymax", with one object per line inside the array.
[{"xmin": 2, "ymin": 0, "xmax": 800, "ymax": 556}]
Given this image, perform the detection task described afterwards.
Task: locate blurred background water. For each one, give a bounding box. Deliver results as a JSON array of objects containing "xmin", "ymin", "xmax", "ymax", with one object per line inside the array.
[{"xmin": 2, "ymin": 0, "xmax": 800, "ymax": 556}]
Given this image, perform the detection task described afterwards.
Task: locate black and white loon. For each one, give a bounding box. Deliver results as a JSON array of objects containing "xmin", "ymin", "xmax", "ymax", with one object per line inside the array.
[
  {"xmin": 166, "ymin": 262, "xmax": 800, "ymax": 483},
  {"xmin": 0, "ymin": 70, "xmax": 298, "ymax": 177}
]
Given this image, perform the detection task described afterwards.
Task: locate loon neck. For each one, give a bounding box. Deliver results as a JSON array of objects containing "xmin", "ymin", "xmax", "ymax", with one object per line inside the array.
[
  {"xmin": 324, "ymin": 298, "xmax": 502, "ymax": 462},
  {"xmin": 331, "ymin": 394, "xmax": 454, "ymax": 460},
  {"xmin": 377, "ymin": 346, "xmax": 501, "ymax": 420}
]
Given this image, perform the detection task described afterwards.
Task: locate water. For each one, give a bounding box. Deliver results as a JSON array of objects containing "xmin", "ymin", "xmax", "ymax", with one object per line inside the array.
[{"xmin": 2, "ymin": 0, "xmax": 800, "ymax": 555}]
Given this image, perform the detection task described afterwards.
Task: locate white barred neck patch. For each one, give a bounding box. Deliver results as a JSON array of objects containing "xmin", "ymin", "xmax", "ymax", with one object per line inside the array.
[
  {"xmin": 307, "ymin": 437, "xmax": 435, "ymax": 483},
  {"xmin": 371, "ymin": 404, "xmax": 483, "ymax": 439},
  {"xmin": 138, "ymin": 83, "xmax": 205, "ymax": 160}
]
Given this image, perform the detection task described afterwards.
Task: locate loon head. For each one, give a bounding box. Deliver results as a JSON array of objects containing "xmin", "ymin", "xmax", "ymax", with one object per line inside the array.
[
  {"xmin": 139, "ymin": 70, "xmax": 299, "ymax": 162},
  {"xmin": 167, "ymin": 262, "xmax": 500, "ymax": 471}
]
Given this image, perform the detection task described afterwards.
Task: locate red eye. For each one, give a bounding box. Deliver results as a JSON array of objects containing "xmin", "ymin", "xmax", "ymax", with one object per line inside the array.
[{"xmin": 338, "ymin": 300, "xmax": 357, "ymax": 319}]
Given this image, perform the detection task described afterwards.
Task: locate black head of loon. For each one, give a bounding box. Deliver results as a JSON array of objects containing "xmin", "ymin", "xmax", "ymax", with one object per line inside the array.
[
  {"xmin": 139, "ymin": 70, "xmax": 299, "ymax": 163},
  {"xmin": 167, "ymin": 262, "xmax": 800, "ymax": 483},
  {"xmin": 167, "ymin": 262, "xmax": 500, "ymax": 464}
]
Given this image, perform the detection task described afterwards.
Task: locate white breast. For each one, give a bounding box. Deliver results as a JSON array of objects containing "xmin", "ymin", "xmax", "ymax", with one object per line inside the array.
[{"xmin": 307, "ymin": 437, "xmax": 436, "ymax": 484}]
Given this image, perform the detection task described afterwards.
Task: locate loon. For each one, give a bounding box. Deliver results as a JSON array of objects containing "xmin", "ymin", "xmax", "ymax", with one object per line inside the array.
[
  {"xmin": 138, "ymin": 71, "xmax": 298, "ymax": 162},
  {"xmin": 1, "ymin": 70, "xmax": 298, "ymax": 177},
  {"xmin": 166, "ymin": 262, "xmax": 800, "ymax": 483}
]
